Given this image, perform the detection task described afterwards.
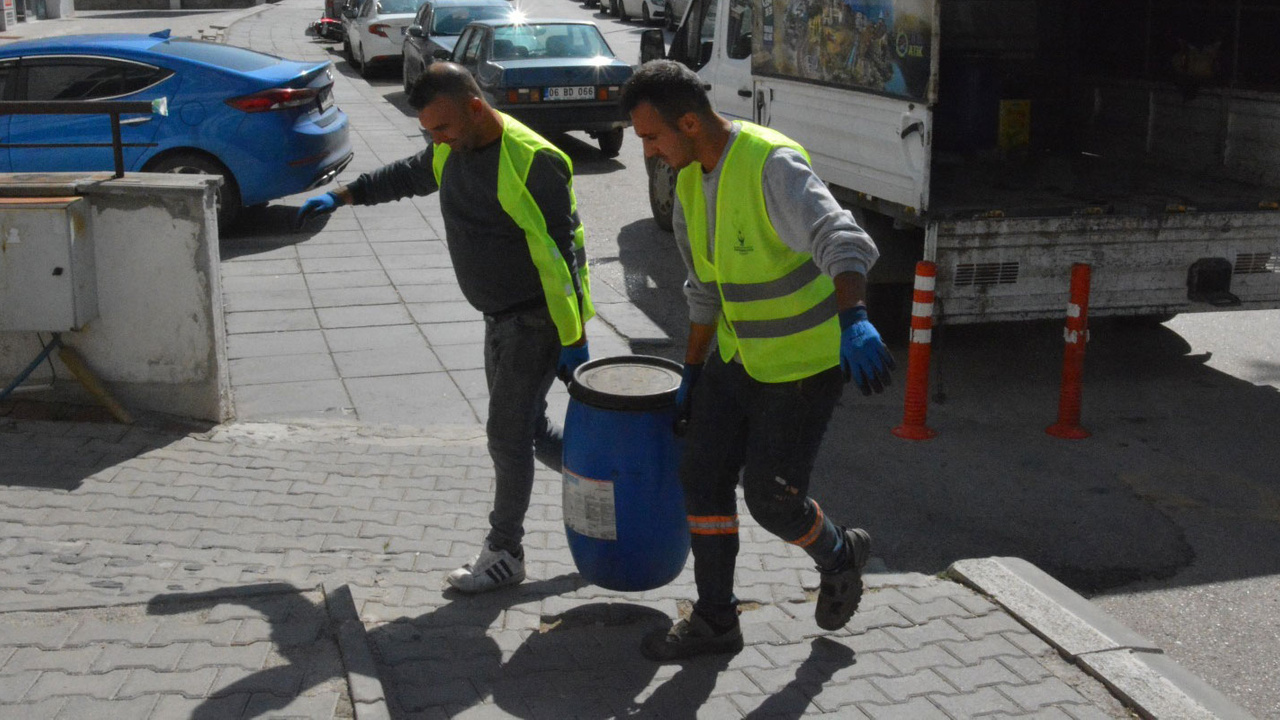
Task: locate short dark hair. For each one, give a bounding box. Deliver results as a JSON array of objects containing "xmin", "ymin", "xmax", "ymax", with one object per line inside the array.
[
  {"xmin": 407, "ymin": 62, "xmax": 483, "ymax": 111},
  {"xmin": 621, "ymin": 59, "xmax": 714, "ymax": 127}
]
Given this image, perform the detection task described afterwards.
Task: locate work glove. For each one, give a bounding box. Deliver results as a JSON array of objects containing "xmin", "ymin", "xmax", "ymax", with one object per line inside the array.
[
  {"xmin": 557, "ymin": 342, "xmax": 590, "ymax": 384},
  {"xmin": 839, "ymin": 306, "xmax": 895, "ymax": 395},
  {"xmin": 673, "ymin": 362, "xmax": 702, "ymax": 437},
  {"xmin": 295, "ymin": 192, "xmax": 340, "ymax": 229}
]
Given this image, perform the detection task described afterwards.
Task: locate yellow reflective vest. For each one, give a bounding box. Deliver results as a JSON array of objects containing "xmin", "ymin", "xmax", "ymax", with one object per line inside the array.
[
  {"xmin": 677, "ymin": 123, "xmax": 839, "ymax": 383},
  {"xmin": 432, "ymin": 112, "xmax": 593, "ymax": 345}
]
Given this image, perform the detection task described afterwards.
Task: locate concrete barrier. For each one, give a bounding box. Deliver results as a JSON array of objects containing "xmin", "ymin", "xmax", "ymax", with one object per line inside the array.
[{"xmin": 0, "ymin": 172, "xmax": 231, "ymax": 423}]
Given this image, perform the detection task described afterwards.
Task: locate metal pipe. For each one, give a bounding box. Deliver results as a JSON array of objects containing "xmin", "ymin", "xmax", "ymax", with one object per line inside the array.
[{"xmin": 0, "ymin": 333, "xmax": 62, "ymax": 402}]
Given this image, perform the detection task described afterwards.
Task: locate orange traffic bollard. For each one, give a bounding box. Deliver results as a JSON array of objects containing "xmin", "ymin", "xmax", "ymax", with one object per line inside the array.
[
  {"xmin": 893, "ymin": 261, "xmax": 938, "ymax": 440},
  {"xmin": 1046, "ymin": 263, "xmax": 1091, "ymax": 439}
]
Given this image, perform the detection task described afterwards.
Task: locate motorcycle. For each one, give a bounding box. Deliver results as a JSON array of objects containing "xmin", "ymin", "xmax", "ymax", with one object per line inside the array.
[{"xmin": 308, "ymin": 15, "xmax": 344, "ymax": 42}]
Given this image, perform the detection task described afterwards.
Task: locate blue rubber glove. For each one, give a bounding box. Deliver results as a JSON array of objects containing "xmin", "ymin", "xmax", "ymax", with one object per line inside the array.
[
  {"xmin": 839, "ymin": 306, "xmax": 895, "ymax": 395},
  {"xmin": 557, "ymin": 343, "xmax": 590, "ymax": 384},
  {"xmin": 673, "ymin": 362, "xmax": 702, "ymax": 437},
  {"xmin": 295, "ymin": 192, "xmax": 340, "ymax": 229}
]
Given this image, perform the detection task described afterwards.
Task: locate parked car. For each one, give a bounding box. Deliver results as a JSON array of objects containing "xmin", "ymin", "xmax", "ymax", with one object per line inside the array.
[
  {"xmin": 449, "ymin": 18, "xmax": 633, "ymax": 157},
  {"xmin": 0, "ymin": 31, "xmax": 353, "ymax": 228},
  {"xmin": 401, "ymin": 0, "xmax": 512, "ymax": 93},
  {"xmin": 342, "ymin": 0, "xmax": 427, "ymax": 78},
  {"xmin": 602, "ymin": 0, "xmax": 664, "ymax": 25}
]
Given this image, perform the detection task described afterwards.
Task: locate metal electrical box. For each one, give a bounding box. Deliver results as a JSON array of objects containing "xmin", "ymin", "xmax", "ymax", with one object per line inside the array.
[{"xmin": 0, "ymin": 197, "xmax": 98, "ymax": 332}]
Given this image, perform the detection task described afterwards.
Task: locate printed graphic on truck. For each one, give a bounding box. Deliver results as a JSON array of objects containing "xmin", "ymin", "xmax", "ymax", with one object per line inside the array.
[{"xmin": 753, "ymin": 0, "xmax": 933, "ymax": 101}]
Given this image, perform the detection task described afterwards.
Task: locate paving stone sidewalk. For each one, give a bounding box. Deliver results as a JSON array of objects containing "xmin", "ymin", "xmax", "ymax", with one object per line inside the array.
[{"xmin": 0, "ymin": 417, "xmax": 1138, "ymax": 719}]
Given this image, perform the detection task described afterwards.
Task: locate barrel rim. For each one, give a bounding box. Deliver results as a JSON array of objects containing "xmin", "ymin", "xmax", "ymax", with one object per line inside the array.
[{"xmin": 568, "ymin": 354, "xmax": 681, "ymax": 411}]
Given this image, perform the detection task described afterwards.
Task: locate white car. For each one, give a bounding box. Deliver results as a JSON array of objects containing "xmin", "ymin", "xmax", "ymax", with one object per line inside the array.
[
  {"xmin": 342, "ymin": 0, "xmax": 426, "ymax": 77},
  {"xmin": 602, "ymin": 0, "xmax": 665, "ymax": 26}
]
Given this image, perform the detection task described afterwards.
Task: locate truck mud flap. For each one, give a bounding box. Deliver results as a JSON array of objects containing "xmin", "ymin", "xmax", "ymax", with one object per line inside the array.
[{"xmin": 928, "ymin": 211, "xmax": 1280, "ymax": 324}]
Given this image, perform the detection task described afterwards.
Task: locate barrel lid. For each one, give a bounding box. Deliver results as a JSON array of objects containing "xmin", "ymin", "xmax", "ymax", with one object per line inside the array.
[{"xmin": 569, "ymin": 355, "xmax": 681, "ymax": 411}]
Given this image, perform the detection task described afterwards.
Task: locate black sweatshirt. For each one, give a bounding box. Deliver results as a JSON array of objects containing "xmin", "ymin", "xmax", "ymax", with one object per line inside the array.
[{"xmin": 345, "ymin": 139, "xmax": 581, "ymax": 317}]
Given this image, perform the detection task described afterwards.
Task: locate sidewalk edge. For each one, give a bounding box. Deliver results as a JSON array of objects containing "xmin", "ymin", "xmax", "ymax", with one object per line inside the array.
[
  {"xmin": 323, "ymin": 583, "xmax": 392, "ymax": 720},
  {"xmin": 947, "ymin": 556, "xmax": 1257, "ymax": 720}
]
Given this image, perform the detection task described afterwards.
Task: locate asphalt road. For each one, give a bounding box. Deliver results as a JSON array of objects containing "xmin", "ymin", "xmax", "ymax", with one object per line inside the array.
[{"xmin": 9, "ymin": 1, "xmax": 1280, "ymax": 716}]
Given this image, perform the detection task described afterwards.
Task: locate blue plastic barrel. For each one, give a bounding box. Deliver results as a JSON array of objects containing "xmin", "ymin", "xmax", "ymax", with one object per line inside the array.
[{"xmin": 562, "ymin": 355, "xmax": 689, "ymax": 591}]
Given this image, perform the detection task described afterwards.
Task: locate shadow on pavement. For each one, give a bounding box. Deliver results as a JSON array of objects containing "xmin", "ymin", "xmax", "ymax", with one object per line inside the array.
[
  {"xmin": 814, "ymin": 316, "xmax": 1280, "ymax": 595},
  {"xmin": 742, "ymin": 637, "xmax": 854, "ymax": 718},
  {"xmin": 143, "ymin": 578, "xmax": 850, "ymax": 719},
  {"xmin": 0, "ymin": 411, "xmax": 202, "ymax": 491},
  {"xmin": 219, "ymin": 203, "xmax": 315, "ymax": 260},
  {"xmin": 148, "ymin": 583, "xmax": 338, "ymax": 720},
  {"xmin": 613, "ymin": 217, "xmax": 690, "ymax": 354}
]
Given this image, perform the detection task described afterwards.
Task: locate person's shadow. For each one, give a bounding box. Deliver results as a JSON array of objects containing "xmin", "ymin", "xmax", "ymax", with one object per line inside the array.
[
  {"xmin": 147, "ymin": 578, "xmax": 851, "ymax": 718},
  {"xmin": 147, "ymin": 583, "xmax": 335, "ymax": 720}
]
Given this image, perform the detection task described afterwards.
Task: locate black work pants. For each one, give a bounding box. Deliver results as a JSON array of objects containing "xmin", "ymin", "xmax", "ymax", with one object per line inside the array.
[{"xmin": 680, "ymin": 353, "xmax": 846, "ymax": 624}]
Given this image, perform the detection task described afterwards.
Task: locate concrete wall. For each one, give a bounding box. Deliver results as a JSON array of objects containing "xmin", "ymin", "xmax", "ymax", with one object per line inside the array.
[{"xmin": 0, "ymin": 172, "xmax": 231, "ymax": 423}]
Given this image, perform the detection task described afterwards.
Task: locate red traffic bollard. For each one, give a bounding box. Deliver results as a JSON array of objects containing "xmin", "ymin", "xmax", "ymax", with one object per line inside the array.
[
  {"xmin": 1046, "ymin": 263, "xmax": 1092, "ymax": 439},
  {"xmin": 893, "ymin": 261, "xmax": 938, "ymax": 440}
]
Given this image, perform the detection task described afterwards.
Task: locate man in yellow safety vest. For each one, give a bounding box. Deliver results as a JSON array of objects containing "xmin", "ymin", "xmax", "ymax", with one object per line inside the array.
[
  {"xmin": 622, "ymin": 60, "xmax": 894, "ymax": 661},
  {"xmin": 298, "ymin": 63, "xmax": 593, "ymax": 594}
]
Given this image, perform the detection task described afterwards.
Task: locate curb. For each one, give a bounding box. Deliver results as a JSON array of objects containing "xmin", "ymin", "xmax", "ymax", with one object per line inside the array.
[
  {"xmin": 947, "ymin": 557, "xmax": 1257, "ymax": 720},
  {"xmin": 323, "ymin": 583, "xmax": 392, "ymax": 720}
]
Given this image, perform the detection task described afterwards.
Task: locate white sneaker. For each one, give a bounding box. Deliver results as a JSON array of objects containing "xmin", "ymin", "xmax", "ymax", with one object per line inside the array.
[{"xmin": 446, "ymin": 544, "xmax": 525, "ymax": 593}]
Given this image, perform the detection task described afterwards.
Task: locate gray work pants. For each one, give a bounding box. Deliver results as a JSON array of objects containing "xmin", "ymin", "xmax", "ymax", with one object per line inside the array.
[{"xmin": 483, "ymin": 304, "xmax": 563, "ymax": 553}]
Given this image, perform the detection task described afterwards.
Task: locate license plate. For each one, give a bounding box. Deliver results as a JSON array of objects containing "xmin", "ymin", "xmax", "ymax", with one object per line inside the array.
[
  {"xmin": 319, "ymin": 90, "xmax": 335, "ymax": 112},
  {"xmin": 544, "ymin": 85, "xmax": 595, "ymax": 101}
]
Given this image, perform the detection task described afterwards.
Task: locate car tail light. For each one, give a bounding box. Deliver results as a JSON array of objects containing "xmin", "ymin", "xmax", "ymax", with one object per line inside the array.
[
  {"xmin": 506, "ymin": 88, "xmax": 542, "ymax": 104},
  {"xmin": 226, "ymin": 87, "xmax": 321, "ymax": 113},
  {"xmin": 369, "ymin": 23, "xmax": 391, "ymax": 37},
  {"xmin": 598, "ymin": 85, "xmax": 620, "ymax": 101}
]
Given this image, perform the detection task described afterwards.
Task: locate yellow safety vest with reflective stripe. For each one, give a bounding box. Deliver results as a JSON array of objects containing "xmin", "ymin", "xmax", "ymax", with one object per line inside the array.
[
  {"xmin": 677, "ymin": 122, "xmax": 839, "ymax": 383},
  {"xmin": 432, "ymin": 112, "xmax": 593, "ymax": 345}
]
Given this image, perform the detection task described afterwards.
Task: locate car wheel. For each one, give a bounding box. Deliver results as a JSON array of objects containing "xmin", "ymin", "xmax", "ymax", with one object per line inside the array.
[
  {"xmin": 642, "ymin": 1, "xmax": 652, "ymax": 24},
  {"xmin": 645, "ymin": 154, "xmax": 675, "ymax": 232},
  {"xmin": 403, "ymin": 56, "xmax": 414, "ymax": 93},
  {"xmin": 343, "ymin": 39, "xmax": 355, "ymax": 65},
  {"xmin": 357, "ymin": 43, "xmax": 374, "ymax": 78},
  {"xmin": 618, "ymin": 0, "xmax": 629, "ymax": 21},
  {"xmin": 611, "ymin": 0, "xmax": 622, "ymax": 19},
  {"xmin": 666, "ymin": 9, "xmax": 677, "ymax": 29},
  {"xmin": 597, "ymin": 128, "xmax": 624, "ymax": 158},
  {"xmin": 145, "ymin": 152, "xmax": 242, "ymax": 229}
]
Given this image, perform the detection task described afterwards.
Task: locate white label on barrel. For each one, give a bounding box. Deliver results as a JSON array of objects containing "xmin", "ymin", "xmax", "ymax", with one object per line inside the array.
[{"xmin": 563, "ymin": 469, "xmax": 617, "ymax": 540}]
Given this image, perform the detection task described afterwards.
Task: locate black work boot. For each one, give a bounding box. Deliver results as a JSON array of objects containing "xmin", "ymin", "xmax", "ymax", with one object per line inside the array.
[
  {"xmin": 815, "ymin": 528, "xmax": 872, "ymax": 631},
  {"xmin": 641, "ymin": 612, "xmax": 744, "ymax": 662}
]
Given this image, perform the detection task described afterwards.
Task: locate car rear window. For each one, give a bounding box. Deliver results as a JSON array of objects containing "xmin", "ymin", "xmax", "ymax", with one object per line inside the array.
[
  {"xmin": 496, "ymin": 24, "xmax": 612, "ymax": 59},
  {"xmin": 150, "ymin": 39, "xmax": 283, "ymax": 72},
  {"xmin": 378, "ymin": 0, "xmax": 419, "ymax": 13},
  {"xmin": 432, "ymin": 5, "xmax": 510, "ymax": 35}
]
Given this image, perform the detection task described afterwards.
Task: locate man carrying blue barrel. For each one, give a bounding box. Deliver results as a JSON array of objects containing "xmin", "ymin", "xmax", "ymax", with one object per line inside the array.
[
  {"xmin": 621, "ymin": 60, "xmax": 894, "ymax": 661},
  {"xmin": 297, "ymin": 63, "xmax": 593, "ymax": 594}
]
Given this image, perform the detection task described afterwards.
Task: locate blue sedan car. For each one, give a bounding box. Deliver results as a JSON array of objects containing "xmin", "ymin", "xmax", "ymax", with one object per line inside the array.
[{"xmin": 0, "ymin": 31, "xmax": 352, "ymax": 227}]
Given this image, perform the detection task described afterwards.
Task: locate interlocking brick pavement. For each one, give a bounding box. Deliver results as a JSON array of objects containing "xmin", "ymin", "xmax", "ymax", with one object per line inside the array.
[{"xmin": 0, "ymin": 419, "xmax": 1137, "ymax": 718}]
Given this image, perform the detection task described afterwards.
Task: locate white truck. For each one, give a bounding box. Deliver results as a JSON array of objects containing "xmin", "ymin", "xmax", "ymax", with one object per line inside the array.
[{"xmin": 640, "ymin": 0, "xmax": 1280, "ymax": 324}]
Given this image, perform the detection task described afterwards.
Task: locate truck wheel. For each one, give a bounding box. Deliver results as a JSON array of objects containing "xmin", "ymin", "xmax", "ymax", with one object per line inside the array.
[
  {"xmin": 597, "ymin": 128, "xmax": 624, "ymax": 158},
  {"xmin": 646, "ymin": 155, "xmax": 675, "ymax": 232}
]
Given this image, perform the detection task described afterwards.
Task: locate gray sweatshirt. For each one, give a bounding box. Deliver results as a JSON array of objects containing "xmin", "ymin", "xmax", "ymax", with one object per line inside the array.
[
  {"xmin": 345, "ymin": 138, "xmax": 581, "ymax": 317},
  {"xmin": 673, "ymin": 122, "xmax": 879, "ymax": 326}
]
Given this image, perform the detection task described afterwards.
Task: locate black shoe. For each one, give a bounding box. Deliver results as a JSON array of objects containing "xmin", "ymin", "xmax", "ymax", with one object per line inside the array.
[
  {"xmin": 815, "ymin": 528, "xmax": 871, "ymax": 631},
  {"xmin": 641, "ymin": 613, "xmax": 744, "ymax": 662}
]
